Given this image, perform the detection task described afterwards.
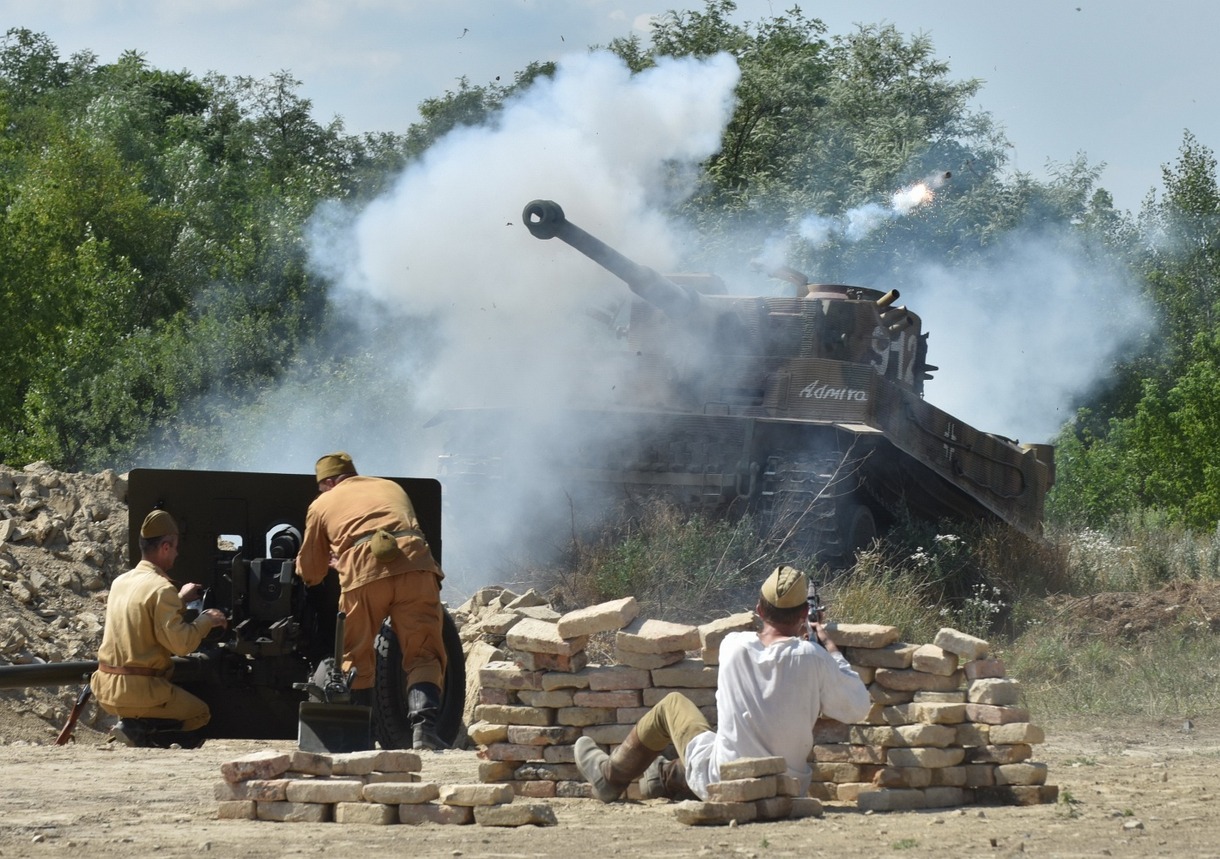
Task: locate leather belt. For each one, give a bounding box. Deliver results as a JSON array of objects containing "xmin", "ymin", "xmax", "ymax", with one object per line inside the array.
[
  {"xmin": 97, "ymin": 662, "xmax": 168, "ymax": 678},
  {"xmin": 352, "ymin": 528, "xmax": 425, "ymax": 547}
]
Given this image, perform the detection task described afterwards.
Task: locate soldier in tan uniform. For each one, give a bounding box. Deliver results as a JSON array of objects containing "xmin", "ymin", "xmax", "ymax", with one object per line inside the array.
[
  {"xmin": 298, "ymin": 452, "xmax": 447, "ymax": 750},
  {"xmin": 91, "ymin": 510, "xmax": 228, "ymax": 747}
]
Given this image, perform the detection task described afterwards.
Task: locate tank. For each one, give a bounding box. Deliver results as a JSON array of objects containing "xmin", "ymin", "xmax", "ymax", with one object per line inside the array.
[
  {"xmin": 435, "ymin": 199, "xmax": 1055, "ymax": 562},
  {"xmin": 0, "ymin": 469, "xmax": 466, "ymax": 748}
]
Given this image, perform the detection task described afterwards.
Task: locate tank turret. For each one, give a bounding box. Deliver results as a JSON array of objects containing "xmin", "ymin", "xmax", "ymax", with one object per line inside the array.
[{"xmin": 437, "ymin": 199, "xmax": 1055, "ymax": 565}]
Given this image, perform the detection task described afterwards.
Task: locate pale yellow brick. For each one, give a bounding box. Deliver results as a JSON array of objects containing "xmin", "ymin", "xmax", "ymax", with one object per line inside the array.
[
  {"xmin": 374, "ymin": 750, "xmax": 421, "ymax": 773},
  {"xmin": 994, "ymin": 763, "xmax": 1048, "ymax": 786},
  {"xmin": 289, "ymin": 750, "xmax": 332, "ymax": 776},
  {"xmin": 440, "ymin": 783, "xmax": 515, "ymax": 806},
  {"xmin": 216, "ymin": 800, "xmax": 256, "ymax": 819},
  {"xmin": 399, "ymin": 803, "xmax": 473, "ymax": 825},
  {"xmin": 890, "ymin": 724, "xmax": 956, "ymax": 747},
  {"xmin": 885, "ymin": 747, "xmax": 965, "ymax": 768},
  {"xmin": 472, "ymin": 704, "xmax": 554, "ymax": 727},
  {"xmin": 719, "ymin": 756, "xmax": 787, "ymax": 779},
  {"xmin": 706, "ymin": 776, "xmax": 777, "ymax": 802},
  {"xmin": 650, "ymin": 660, "xmax": 718, "ymax": 688},
  {"xmin": 988, "ymin": 723, "xmax": 1045, "ymax": 745},
  {"xmin": 364, "ymin": 782, "xmax": 440, "ymax": 804},
  {"xmin": 912, "ymin": 644, "xmax": 959, "ymax": 676},
  {"xmin": 285, "ymin": 778, "xmax": 365, "ymax": 803},
  {"xmin": 614, "ymin": 649, "xmax": 686, "ymax": 669},
  {"xmin": 468, "ymin": 721, "xmax": 510, "ymax": 745},
  {"xmin": 933, "ymin": 628, "xmax": 990, "ymax": 661},
  {"xmin": 617, "ymin": 618, "xmax": 701, "ymax": 654},
  {"xmin": 856, "ymin": 788, "xmax": 928, "ymax": 812},
  {"xmin": 480, "ymin": 661, "xmax": 545, "ymax": 691},
  {"xmin": 507, "ymin": 617, "xmax": 587, "ymax": 656},
  {"xmin": 844, "ymin": 642, "xmax": 917, "ymax": 669},
  {"xmin": 474, "ymin": 803, "xmax": 559, "ymax": 827},
  {"xmin": 334, "ymin": 802, "xmax": 397, "ymax": 825},
  {"xmin": 823, "ymin": 623, "xmax": 901, "ymax": 649},
  {"xmin": 256, "ymin": 801, "xmax": 331, "ymax": 823},
  {"xmin": 556, "ymin": 597, "xmax": 639, "ymax": 638},
  {"xmin": 586, "ymin": 664, "xmax": 652, "ymax": 691},
  {"xmin": 221, "ymin": 750, "xmax": 291, "ymax": 783},
  {"xmin": 517, "ymin": 689, "xmax": 575, "ymax": 708},
  {"xmin": 967, "ymin": 678, "xmax": 1021, "ymax": 706},
  {"xmin": 673, "ymin": 801, "xmax": 757, "ymax": 825},
  {"xmin": 874, "ymin": 668, "xmax": 964, "ymax": 693},
  {"xmin": 331, "ymin": 750, "xmax": 381, "ymax": 776}
]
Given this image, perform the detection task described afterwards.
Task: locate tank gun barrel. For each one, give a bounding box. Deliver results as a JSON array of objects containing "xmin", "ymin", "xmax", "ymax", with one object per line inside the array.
[{"xmin": 523, "ymin": 200, "xmax": 703, "ymax": 320}]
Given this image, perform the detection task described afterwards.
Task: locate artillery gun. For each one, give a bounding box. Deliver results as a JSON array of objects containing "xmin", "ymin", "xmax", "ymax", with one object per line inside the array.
[
  {"xmin": 436, "ymin": 200, "xmax": 1054, "ymax": 561},
  {"xmin": 0, "ymin": 469, "xmax": 465, "ymax": 747}
]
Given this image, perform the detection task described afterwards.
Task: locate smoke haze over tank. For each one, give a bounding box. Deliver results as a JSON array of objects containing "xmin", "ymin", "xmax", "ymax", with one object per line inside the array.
[{"xmin": 178, "ymin": 45, "xmax": 1145, "ymax": 594}]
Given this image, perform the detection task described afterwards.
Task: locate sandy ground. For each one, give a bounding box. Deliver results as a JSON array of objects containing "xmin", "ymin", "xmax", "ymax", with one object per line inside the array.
[{"xmin": 0, "ymin": 715, "xmax": 1215, "ymax": 859}]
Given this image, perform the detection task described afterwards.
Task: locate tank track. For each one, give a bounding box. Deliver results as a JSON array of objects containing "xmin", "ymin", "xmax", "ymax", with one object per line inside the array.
[{"xmin": 759, "ymin": 451, "xmax": 854, "ymax": 558}]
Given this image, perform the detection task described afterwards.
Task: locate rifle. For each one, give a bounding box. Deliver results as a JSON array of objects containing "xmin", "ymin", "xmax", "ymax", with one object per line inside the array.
[
  {"xmin": 55, "ymin": 685, "xmax": 93, "ymax": 745},
  {"xmin": 806, "ymin": 578, "xmax": 826, "ymax": 645}
]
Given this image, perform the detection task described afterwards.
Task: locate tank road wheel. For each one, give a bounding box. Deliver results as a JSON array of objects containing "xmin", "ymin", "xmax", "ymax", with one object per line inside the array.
[
  {"xmin": 838, "ymin": 502, "xmax": 877, "ymax": 561},
  {"xmin": 372, "ymin": 608, "xmax": 466, "ymax": 749}
]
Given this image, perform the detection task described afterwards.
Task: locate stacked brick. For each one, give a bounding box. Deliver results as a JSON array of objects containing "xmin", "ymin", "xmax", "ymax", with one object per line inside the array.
[
  {"xmin": 673, "ymin": 756, "xmax": 825, "ymax": 825},
  {"xmin": 215, "ymin": 748, "xmax": 556, "ymax": 827},
  {"xmin": 470, "ymin": 598, "xmax": 1055, "ymax": 817},
  {"xmin": 810, "ymin": 623, "xmax": 1057, "ymax": 812},
  {"xmin": 468, "ymin": 596, "xmax": 760, "ymax": 801}
]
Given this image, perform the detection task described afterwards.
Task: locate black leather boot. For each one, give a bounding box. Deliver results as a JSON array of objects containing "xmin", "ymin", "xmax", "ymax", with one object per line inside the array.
[
  {"xmin": 406, "ymin": 682, "xmax": 446, "ymax": 751},
  {"xmin": 113, "ymin": 717, "xmax": 183, "ymax": 748},
  {"xmin": 640, "ymin": 756, "xmax": 696, "ymax": 801}
]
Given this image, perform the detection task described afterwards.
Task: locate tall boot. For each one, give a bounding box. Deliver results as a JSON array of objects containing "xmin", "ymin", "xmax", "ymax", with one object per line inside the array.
[
  {"xmin": 406, "ymin": 682, "xmax": 446, "ymax": 751},
  {"xmin": 640, "ymin": 756, "xmax": 696, "ymax": 801},
  {"xmin": 112, "ymin": 717, "xmax": 183, "ymax": 748},
  {"xmin": 575, "ymin": 727, "xmax": 661, "ymax": 803}
]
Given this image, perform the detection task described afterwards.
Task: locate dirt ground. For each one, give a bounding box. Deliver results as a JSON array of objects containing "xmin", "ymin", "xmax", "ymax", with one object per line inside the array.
[{"xmin": 0, "ymin": 715, "xmax": 1215, "ymax": 859}]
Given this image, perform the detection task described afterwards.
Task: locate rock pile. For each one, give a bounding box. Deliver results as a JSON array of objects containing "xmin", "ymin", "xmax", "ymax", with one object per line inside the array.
[
  {"xmin": 674, "ymin": 755, "xmax": 825, "ymax": 824},
  {"xmin": 0, "ymin": 462, "xmax": 131, "ymax": 739},
  {"xmin": 811, "ymin": 623, "xmax": 1055, "ymax": 811},
  {"xmin": 216, "ymin": 748, "xmax": 556, "ymax": 826},
  {"xmin": 466, "ymin": 596, "xmax": 1055, "ymax": 819}
]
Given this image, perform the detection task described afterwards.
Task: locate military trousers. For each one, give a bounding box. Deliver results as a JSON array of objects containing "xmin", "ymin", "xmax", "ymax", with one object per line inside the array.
[
  {"xmin": 340, "ymin": 568, "xmax": 446, "ymax": 691},
  {"xmin": 636, "ymin": 692, "xmax": 713, "ymax": 765}
]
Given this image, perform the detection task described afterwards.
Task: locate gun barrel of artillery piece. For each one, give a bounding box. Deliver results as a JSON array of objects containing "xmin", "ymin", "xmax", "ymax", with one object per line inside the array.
[
  {"xmin": 523, "ymin": 199, "xmax": 703, "ymax": 320},
  {"xmin": 0, "ymin": 655, "xmax": 204, "ymax": 690}
]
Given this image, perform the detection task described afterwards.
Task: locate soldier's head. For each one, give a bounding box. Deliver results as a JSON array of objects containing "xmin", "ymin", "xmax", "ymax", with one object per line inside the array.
[
  {"xmin": 757, "ymin": 564, "xmax": 810, "ymax": 628},
  {"xmin": 315, "ymin": 452, "xmax": 357, "ymax": 492},
  {"xmin": 138, "ymin": 510, "xmax": 180, "ymax": 571}
]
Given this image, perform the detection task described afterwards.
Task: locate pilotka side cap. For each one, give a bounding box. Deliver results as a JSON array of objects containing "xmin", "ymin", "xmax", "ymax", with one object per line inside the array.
[{"xmin": 761, "ymin": 564, "xmax": 808, "ymax": 609}]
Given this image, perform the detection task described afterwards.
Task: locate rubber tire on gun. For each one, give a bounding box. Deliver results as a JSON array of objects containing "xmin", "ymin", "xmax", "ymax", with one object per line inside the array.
[{"xmin": 372, "ymin": 607, "xmax": 465, "ymax": 749}]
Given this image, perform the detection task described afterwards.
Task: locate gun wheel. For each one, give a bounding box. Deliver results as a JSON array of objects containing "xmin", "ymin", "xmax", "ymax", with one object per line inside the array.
[{"xmin": 372, "ymin": 607, "xmax": 466, "ymax": 749}]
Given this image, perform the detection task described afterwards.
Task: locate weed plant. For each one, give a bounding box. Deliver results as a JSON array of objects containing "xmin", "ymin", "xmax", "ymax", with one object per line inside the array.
[{"xmin": 534, "ymin": 498, "xmax": 1220, "ymax": 719}]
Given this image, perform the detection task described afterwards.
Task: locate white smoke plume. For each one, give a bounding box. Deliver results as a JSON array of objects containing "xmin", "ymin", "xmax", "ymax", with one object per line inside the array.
[
  {"xmin": 907, "ymin": 233, "xmax": 1147, "ymax": 444},
  {"xmin": 298, "ymin": 50, "xmax": 741, "ymax": 591}
]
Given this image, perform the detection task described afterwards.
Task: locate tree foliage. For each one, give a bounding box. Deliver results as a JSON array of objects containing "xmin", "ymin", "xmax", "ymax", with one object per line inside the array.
[{"xmin": 2, "ymin": 13, "xmax": 1219, "ymax": 543}]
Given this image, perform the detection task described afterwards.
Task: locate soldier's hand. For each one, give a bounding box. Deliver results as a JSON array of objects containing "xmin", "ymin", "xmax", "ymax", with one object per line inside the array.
[
  {"xmin": 179, "ymin": 582, "xmax": 204, "ymax": 603},
  {"xmin": 201, "ymin": 608, "xmax": 228, "ymax": 630},
  {"xmin": 811, "ymin": 622, "xmax": 840, "ymax": 654}
]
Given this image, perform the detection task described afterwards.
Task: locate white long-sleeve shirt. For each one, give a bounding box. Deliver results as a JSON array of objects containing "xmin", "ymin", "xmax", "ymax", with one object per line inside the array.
[{"xmin": 684, "ymin": 630, "xmax": 872, "ymax": 799}]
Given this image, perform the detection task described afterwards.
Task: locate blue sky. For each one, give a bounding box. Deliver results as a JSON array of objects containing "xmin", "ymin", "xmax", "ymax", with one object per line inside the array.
[{"xmin": 3, "ymin": 0, "xmax": 1217, "ymax": 213}]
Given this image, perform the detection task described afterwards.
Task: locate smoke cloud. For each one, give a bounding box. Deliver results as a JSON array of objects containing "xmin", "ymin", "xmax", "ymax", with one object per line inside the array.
[
  {"xmin": 185, "ymin": 50, "xmax": 1146, "ymax": 595},
  {"xmin": 300, "ymin": 50, "xmax": 741, "ymax": 591}
]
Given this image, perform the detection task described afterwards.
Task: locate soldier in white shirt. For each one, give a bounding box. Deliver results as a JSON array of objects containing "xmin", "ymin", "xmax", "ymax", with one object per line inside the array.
[{"xmin": 576, "ymin": 564, "xmax": 871, "ymax": 802}]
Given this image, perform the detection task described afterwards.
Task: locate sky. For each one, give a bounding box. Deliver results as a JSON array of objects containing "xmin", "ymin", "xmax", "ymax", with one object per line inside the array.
[{"xmin": 2, "ymin": 0, "xmax": 1218, "ymax": 215}]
